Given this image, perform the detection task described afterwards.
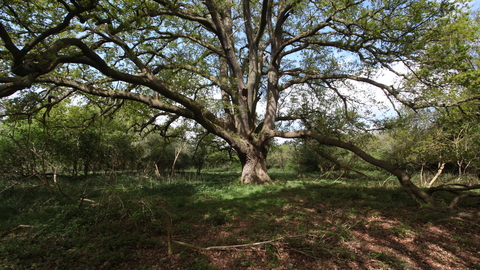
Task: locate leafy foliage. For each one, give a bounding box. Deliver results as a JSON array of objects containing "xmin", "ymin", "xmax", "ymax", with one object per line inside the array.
[{"xmin": 0, "ymin": 0, "xmax": 477, "ymax": 187}]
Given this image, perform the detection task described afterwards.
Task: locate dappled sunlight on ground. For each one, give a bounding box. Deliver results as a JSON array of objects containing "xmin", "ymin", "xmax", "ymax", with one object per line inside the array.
[
  {"xmin": 3, "ymin": 175, "xmax": 479, "ymax": 269},
  {"xmin": 119, "ymin": 182, "xmax": 480, "ymax": 269}
]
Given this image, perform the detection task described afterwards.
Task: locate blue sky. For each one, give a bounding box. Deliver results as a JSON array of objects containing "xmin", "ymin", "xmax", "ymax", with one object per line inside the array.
[{"xmin": 471, "ymin": 0, "xmax": 480, "ymax": 10}]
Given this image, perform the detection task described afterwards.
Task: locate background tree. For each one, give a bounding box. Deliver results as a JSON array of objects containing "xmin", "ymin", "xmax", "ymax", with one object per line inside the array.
[
  {"xmin": 266, "ymin": 141, "xmax": 293, "ymax": 175},
  {"xmin": 190, "ymin": 132, "xmax": 236, "ymax": 174},
  {"xmin": 375, "ymin": 106, "xmax": 480, "ymax": 183},
  {"xmin": 0, "ymin": 93, "xmax": 144, "ymax": 180},
  {"xmin": 0, "ymin": 0, "xmax": 476, "ymax": 204}
]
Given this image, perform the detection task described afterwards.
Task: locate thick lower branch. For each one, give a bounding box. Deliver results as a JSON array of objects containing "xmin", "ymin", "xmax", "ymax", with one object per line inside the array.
[
  {"xmin": 305, "ymin": 138, "xmax": 369, "ymax": 178},
  {"xmin": 267, "ymin": 129, "xmax": 435, "ymax": 205},
  {"xmin": 0, "ymin": 75, "xmax": 36, "ymax": 98},
  {"xmin": 448, "ymin": 193, "xmax": 480, "ymax": 209},
  {"xmin": 427, "ymin": 184, "xmax": 480, "ymax": 195}
]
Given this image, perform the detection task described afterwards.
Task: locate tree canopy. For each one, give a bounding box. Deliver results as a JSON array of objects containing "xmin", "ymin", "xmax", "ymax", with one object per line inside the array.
[{"xmin": 0, "ymin": 0, "xmax": 478, "ymax": 204}]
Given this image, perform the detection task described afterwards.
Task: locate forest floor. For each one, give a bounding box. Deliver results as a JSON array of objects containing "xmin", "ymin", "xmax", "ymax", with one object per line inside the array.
[{"xmin": 1, "ymin": 171, "xmax": 479, "ymax": 269}]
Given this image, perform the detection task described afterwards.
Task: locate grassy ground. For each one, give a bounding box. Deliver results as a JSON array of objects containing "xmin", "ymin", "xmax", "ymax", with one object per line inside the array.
[{"xmin": 0, "ymin": 171, "xmax": 479, "ymax": 269}]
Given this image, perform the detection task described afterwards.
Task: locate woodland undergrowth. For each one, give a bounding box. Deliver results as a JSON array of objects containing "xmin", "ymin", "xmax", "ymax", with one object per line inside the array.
[{"xmin": 1, "ymin": 170, "xmax": 479, "ymax": 269}]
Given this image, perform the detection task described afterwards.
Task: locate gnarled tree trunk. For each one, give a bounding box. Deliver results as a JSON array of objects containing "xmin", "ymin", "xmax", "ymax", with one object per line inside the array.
[{"xmin": 235, "ymin": 141, "xmax": 272, "ymax": 184}]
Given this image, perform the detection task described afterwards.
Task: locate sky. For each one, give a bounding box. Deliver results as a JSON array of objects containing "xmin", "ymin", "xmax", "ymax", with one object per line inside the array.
[{"xmin": 471, "ymin": 0, "xmax": 480, "ymax": 10}]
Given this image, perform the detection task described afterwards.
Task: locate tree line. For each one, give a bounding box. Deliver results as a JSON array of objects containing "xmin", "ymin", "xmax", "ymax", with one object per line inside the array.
[
  {"xmin": 2, "ymin": 92, "xmax": 479, "ymax": 184},
  {"xmin": 0, "ymin": 95, "xmax": 238, "ymax": 179}
]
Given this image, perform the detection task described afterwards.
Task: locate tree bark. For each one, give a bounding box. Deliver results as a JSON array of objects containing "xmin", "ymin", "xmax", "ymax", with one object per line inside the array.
[
  {"xmin": 236, "ymin": 142, "xmax": 272, "ymax": 184},
  {"xmin": 428, "ymin": 162, "xmax": 446, "ymax": 188}
]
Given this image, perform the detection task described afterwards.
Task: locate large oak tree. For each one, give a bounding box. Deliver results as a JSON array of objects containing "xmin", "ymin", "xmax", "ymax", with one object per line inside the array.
[{"xmin": 0, "ymin": 0, "xmax": 475, "ymax": 204}]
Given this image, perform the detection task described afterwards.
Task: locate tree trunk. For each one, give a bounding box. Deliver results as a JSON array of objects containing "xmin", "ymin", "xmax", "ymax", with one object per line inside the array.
[
  {"xmin": 396, "ymin": 171, "xmax": 435, "ymax": 205},
  {"xmin": 84, "ymin": 161, "xmax": 89, "ymax": 176},
  {"xmin": 170, "ymin": 143, "xmax": 185, "ymax": 178},
  {"xmin": 428, "ymin": 162, "xmax": 446, "ymax": 188},
  {"xmin": 237, "ymin": 143, "xmax": 272, "ymax": 184}
]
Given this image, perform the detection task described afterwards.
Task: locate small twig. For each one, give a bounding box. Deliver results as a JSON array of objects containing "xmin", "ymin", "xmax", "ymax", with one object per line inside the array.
[
  {"xmin": 381, "ymin": 174, "xmax": 394, "ymax": 186},
  {"xmin": 0, "ymin": 182, "xmax": 17, "ymax": 194},
  {"xmin": 78, "ymin": 198, "xmax": 101, "ymax": 207},
  {"xmin": 80, "ymin": 198, "xmax": 97, "ymax": 203},
  {"xmin": 11, "ymin": 224, "xmax": 35, "ymax": 230},
  {"xmin": 40, "ymin": 197, "xmax": 56, "ymax": 207},
  {"xmin": 78, "ymin": 177, "xmax": 96, "ymax": 208}
]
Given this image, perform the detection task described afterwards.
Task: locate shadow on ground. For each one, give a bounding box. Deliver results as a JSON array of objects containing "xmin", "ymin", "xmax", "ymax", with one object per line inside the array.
[
  {"xmin": 1, "ymin": 174, "xmax": 479, "ymax": 269},
  {"xmin": 127, "ymin": 179, "xmax": 480, "ymax": 270}
]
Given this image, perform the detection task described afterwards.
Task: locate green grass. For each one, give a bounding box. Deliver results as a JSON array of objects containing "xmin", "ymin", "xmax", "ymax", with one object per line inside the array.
[{"xmin": 1, "ymin": 171, "xmax": 479, "ymax": 269}]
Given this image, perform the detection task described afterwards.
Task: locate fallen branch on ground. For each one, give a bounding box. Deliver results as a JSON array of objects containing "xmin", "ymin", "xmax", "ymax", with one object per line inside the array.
[
  {"xmin": 449, "ymin": 193, "xmax": 480, "ymax": 209},
  {"xmin": 1, "ymin": 224, "xmax": 46, "ymax": 238},
  {"xmin": 78, "ymin": 198, "xmax": 100, "ymax": 205},
  {"xmin": 173, "ymin": 234, "xmax": 313, "ymax": 252}
]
